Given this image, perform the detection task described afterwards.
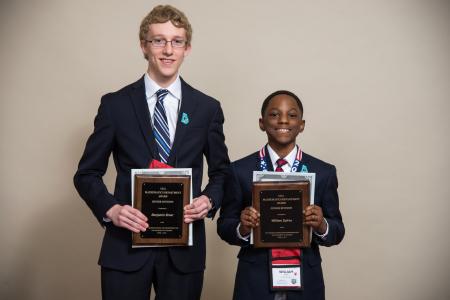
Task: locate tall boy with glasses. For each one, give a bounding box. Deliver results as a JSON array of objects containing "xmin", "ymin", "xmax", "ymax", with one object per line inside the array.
[{"xmin": 74, "ymin": 5, "xmax": 229, "ymax": 300}]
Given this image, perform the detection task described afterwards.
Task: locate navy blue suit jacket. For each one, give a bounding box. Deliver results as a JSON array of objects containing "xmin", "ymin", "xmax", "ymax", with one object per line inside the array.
[
  {"xmin": 217, "ymin": 150, "xmax": 344, "ymax": 299},
  {"xmin": 74, "ymin": 76, "xmax": 229, "ymax": 273}
]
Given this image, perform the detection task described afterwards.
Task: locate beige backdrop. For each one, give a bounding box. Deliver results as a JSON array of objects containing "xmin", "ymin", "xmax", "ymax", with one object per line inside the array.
[{"xmin": 1, "ymin": 0, "xmax": 449, "ymax": 299}]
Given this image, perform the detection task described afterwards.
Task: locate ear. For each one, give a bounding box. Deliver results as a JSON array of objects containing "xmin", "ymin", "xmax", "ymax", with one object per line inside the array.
[
  {"xmin": 259, "ymin": 118, "xmax": 265, "ymax": 131},
  {"xmin": 184, "ymin": 44, "xmax": 192, "ymax": 57},
  {"xmin": 299, "ymin": 120, "xmax": 305, "ymax": 133},
  {"xmin": 140, "ymin": 40, "xmax": 148, "ymax": 57}
]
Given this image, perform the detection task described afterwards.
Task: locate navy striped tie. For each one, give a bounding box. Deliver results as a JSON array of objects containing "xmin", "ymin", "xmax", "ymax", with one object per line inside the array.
[{"xmin": 153, "ymin": 89, "xmax": 171, "ymax": 163}]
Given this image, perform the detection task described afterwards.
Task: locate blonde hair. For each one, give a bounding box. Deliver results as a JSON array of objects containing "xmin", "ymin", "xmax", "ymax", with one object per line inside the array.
[{"xmin": 139, "ymin": 5, "xmax": 192, "ymax": 46}]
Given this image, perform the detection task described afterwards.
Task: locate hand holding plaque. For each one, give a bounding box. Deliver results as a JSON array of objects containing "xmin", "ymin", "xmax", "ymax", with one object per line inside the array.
[
  {"xmin": 184, "ymin": 195, "xmax": 213, "ymax": 223},
  {"xmin": 239, "ymin": 207, "xmax": 260, "ymax": 237},
  {"xmin": 304, "ymin": 204, "xmax": 327, "ymax": 235},
  {"xmin": 106, "ymin": 204, "xmax": 149, "ymax": 233}
]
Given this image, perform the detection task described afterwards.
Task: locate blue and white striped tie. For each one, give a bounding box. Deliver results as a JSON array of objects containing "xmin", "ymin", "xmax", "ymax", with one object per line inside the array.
[{"xmin": 153, "ymin": 89, "xmax": 171, "ymax": 163}]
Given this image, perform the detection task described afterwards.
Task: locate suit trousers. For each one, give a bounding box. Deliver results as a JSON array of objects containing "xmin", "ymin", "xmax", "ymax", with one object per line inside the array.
[{"xmin": 101, "ymin": 248, "xmax": 204, "ymax": 300}]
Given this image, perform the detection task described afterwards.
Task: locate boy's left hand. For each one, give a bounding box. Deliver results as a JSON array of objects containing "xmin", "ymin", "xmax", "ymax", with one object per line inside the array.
[
  {"xmin": 184, "ymin": 195, "xmax": 212, "ymax": 223},
  {"xmin": 304, "ymin": 205, "xmax": 327, "ymax": 234}
]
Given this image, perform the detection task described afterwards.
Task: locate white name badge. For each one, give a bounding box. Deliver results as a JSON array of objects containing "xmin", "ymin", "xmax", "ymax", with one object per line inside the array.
[{"xmin": 271, "ymin": 265, "xmax": 302, "ymax": 290}]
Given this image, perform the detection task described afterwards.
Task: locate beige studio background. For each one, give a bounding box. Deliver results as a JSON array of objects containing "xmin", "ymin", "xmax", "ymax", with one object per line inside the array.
[{"xmin": 1, "ymin": 0, "xmax": 449, "ymax": 299}]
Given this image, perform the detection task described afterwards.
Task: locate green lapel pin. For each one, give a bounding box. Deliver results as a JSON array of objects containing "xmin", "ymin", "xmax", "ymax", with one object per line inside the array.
[{"xmin": 181, "ymin": 112, "xmax": 189, "ymax": 125}]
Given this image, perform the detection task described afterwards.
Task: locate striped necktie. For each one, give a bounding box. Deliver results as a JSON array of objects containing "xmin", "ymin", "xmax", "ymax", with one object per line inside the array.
[{"xmin": 153, "ymin": 89, "xmax": 171, "ymax": 163}]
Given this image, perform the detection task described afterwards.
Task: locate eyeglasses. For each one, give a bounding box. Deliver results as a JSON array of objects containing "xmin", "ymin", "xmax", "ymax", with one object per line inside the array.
[{"xmin": 145, "ymin": 38, "xmax": 187, "ymax": 48}]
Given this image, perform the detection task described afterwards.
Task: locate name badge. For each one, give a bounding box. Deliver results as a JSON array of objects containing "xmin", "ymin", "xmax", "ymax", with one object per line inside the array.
[{"xmin": 270, "ymin": 265, "xmax": 302, "ymax": 290}]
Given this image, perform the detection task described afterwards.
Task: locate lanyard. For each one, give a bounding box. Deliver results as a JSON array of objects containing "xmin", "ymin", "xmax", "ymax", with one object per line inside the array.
[
  {"xmin": 259, "ymin": 145, "xmax": 303, "ymax": 172},
  {"xmin": 259, "ymin": 145, "xmax": 306, "ymax": 291}
]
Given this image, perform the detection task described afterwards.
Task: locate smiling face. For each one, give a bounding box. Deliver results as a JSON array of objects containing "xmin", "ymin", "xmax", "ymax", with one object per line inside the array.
[
  {"xmin": 259, "ymin": 94, "xmax": 305, "ymax": 155},
  {"xmin": 140, "ymin": 21, "xmax": 191, "ymax": 87}
]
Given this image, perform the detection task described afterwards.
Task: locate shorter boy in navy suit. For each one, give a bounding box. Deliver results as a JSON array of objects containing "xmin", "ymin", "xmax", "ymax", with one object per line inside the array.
[{"xmin": 217, "ymin": 90, "xmax": 345, "ymax": 300}]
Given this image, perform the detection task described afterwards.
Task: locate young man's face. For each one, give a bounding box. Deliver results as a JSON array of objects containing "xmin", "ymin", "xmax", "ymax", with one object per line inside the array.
[
  {"xmin": 141, "ymin": 21, "xmax": 191, "ymax": 87},
  {"xmin": 259, "ymin": 94, "xmax": 305, "ymax": 151}
]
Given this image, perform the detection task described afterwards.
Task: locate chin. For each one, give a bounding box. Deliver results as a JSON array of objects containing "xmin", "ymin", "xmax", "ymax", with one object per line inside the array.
[
  {"xmin": 156, "ymin": 72, "xmax": 176, "ymax": 81},
  {"xmin": 162, "ymin": 70, "xmax": 177, "ymax": 77},
  {"xmin": 272, "ymin": 136, "xmax": 294, "ymax": 144}
]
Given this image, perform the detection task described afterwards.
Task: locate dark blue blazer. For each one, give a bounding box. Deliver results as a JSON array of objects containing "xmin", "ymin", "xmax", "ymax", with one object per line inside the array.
[
  {"xmin": 74, "ymin": 76, "xmax": 229, "ymax": 273},
  {"xmin": 217, "ymin": 150, "xmax": 344, "ymax": 300}
]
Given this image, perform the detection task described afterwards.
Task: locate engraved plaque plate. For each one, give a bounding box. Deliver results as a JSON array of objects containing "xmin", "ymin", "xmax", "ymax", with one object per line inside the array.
[
  {"xmin": 253, "ymin": 181, "xmax": 310, "ymax": 248},
  {"xmin": 132, "ymin": 175, "xmax": 190, "ymax": 246}
]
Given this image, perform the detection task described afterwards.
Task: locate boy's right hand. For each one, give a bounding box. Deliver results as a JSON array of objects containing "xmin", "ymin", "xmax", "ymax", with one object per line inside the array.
[
  {"xmin": 239, "ymin": 206, "xmax": 260, "ymax": 236},
  {"xmin": 106, "ymin": 204, "xmax": 149, "ymax": 233}
]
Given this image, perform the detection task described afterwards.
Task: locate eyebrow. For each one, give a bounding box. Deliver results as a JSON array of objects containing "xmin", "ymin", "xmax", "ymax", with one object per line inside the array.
[
  {"xmin": 268, "ymin": 107, "xmax": 299, "ymax": 112},
  {"xmin": 149, "ymin": 34, "xmax": 185, "ymax": 39}
]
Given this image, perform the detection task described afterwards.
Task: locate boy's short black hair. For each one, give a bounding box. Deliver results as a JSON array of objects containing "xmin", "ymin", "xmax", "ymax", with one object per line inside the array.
[{"xmin": 261, "ymin": 90, "xmax": 303, "ymax": 116}]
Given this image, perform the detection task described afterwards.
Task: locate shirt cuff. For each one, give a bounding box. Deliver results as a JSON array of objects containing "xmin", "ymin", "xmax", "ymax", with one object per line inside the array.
[
  {"xmin": 103, "ymin": 217, "xmax": 111, "ymax": 222},
  {"xmin": 314, "ymin": 218, "xmax": 329, "ymax": 239},
  {"xmin": 236, "ymin": 223, "xmax": 250, "ymax": 241}
]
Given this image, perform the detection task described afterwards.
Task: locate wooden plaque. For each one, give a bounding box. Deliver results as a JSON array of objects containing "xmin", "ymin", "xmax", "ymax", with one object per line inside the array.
[
  {"xmin": 252, "ymin": 181, "xmax": 311, "ymax": 248},
  {"xmin": 132, "ymin": 175, "xmax": 190, "ymax": 246}
]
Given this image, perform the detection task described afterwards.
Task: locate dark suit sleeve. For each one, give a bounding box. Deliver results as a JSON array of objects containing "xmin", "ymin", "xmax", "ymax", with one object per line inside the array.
[
  {"xmin": 217, "ymin": 164, "xmax": 249, "ymax": 247},
  {"xmin": 314, "ymin": 165, "xmax": 345, "ymax": 247},
  {"xmin": 73, "ymin": 95, "xmax": 119, "ymax": 225},
  {"xmin": 202, "ymin": 104, "xmax": 230, "ymax": 218}
]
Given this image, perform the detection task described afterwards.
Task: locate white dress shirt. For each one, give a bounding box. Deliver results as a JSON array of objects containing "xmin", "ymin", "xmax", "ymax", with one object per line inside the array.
[{"xmin": 266, "ymin": 145, "xmax": 298, "ymax": 172}]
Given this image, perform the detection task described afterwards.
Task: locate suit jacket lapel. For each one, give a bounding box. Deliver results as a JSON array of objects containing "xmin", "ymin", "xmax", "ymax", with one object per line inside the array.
[
  {"xmin": 129, "ymin": 76, "xmax": 158, "ymax": 159},
  {"xmin": 168, "ymin": 78, "xmax": 198, "ymax": 166}
]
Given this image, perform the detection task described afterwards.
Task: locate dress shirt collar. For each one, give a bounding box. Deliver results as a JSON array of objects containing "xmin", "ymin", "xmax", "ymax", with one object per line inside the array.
[
  {"xmin": 266, "ymin": 144, "xmax": 298, "ymax": 170},
  {"xmin": 144, "ymin": 73, "xmax": 182, "ymax": 101}
]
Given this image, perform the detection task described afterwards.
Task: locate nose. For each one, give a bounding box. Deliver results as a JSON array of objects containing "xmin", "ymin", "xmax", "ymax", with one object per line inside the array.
[
  {"xmin": 278, "ymin": 113, "xmax": 288, "ymax": 124},
  {"xmin": 163, "ymin": 42, "xmax": 173, "ymax": 55}
]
